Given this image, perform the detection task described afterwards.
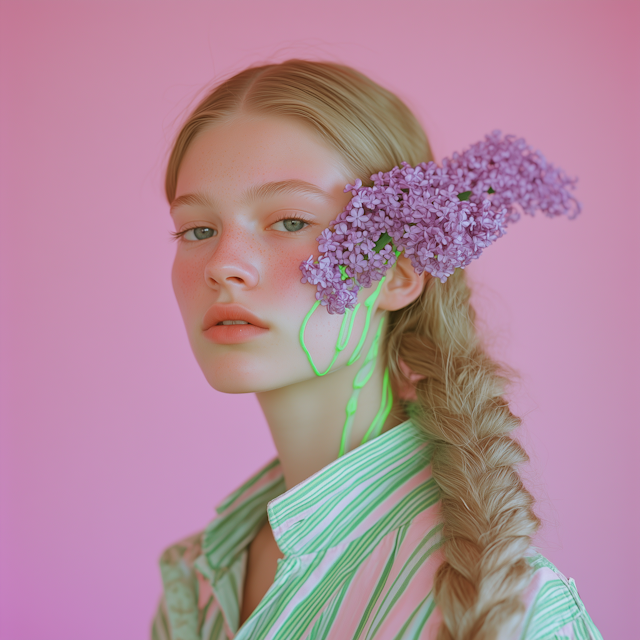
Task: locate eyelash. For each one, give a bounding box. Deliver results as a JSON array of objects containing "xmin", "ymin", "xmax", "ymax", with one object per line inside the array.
[
  {"xmin": 272, "ymin": 214, "xmax": 312, "ymax": 233},
  {"xmin": 170, "ymin": 227, "xmax": 203, "ymax": 242},
  {"xmin": 170, "ymin": 215, "xmax": 312, "ymax": 242}
]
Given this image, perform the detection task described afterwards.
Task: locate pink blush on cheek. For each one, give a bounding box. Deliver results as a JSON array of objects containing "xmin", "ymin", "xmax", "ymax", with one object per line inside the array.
[
  {"xmin": 172, "ymin": 255, "xmax": 206, "ymax": 302},
  {"xmin": 267, "ymin": 246, "xmax": 315, "ymax": 299},
  {"xmin": 264, "ymin": 250, "xmax": 350, "ymax": 357}
]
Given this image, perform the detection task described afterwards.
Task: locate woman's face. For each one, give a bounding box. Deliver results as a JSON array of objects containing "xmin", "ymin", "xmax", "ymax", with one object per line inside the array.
[{"xmin": 171, "ymin": 113, "xmax": 381, "ymax": 393}]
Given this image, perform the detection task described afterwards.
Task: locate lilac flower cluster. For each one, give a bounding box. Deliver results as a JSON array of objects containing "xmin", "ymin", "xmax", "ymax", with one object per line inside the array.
[{"xmin": 300, "ymin": 131, "xmax": 581, "ymax": 314}]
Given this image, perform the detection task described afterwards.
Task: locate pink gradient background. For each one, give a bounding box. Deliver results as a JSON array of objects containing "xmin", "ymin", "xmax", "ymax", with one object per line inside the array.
[{"xmin": 0, "ymin": 1, "xmax": 638, "ymax": 638}]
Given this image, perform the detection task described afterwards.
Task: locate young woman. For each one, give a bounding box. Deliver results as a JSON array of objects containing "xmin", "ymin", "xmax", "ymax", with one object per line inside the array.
[{"xmin": 152, "ymin": 60, "xmax": 602, "ymax": 640}]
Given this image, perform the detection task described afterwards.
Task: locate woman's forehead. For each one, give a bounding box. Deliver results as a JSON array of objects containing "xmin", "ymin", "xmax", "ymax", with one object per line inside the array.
[
  {"xmin": 169, "ymin": 179, "xmax": 336, "ymax": 217},
  {"xmin": 175, "ymin": 114, "xmax": 351, "ymax": 199}
]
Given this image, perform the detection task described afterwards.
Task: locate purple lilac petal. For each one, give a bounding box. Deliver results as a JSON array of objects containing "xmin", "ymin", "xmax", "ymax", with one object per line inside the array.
[{"xmin": 299, "ymin": 131, "xmax": 581, "ymax": 314}]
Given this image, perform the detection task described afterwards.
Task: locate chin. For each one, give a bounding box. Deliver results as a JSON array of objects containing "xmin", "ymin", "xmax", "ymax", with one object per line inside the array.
[
  {"xmin": 191, "ymin": 342, "xmax": 313, "ymax": 394},
  {"xmin": 196, "ymin": 357, "xmax": 285, "ymax": 394},
  {"xmin": 205, "ymin": 374, "xmax": 261, "ymax": 394},
  {"xmin": 201, "ymin": 362, "xmax": 313, "ymax": 395}
]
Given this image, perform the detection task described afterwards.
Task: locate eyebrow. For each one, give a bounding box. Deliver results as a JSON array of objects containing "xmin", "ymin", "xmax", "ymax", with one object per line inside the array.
[{"xmin": 170, "ymin": 179, "xmax": 335, "ymax": 215}]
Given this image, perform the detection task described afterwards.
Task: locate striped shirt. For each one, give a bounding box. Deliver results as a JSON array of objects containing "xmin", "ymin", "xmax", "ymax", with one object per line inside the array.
[{"xmin": 151, "ymin": 420, "xmax": 602, "ymax": 640}]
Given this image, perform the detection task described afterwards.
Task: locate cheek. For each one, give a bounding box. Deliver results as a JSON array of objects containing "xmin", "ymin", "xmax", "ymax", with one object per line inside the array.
[
  {"xmin": 264, "ymin": 243, "xmax": 314, "ymax": 303},
  {"xmin": 260, "ymin": 245, "xmax": 345, "ymax": 357},
  {"xmin": 172, "ymin": 253, "xmax": 204, "ymax": 308}
]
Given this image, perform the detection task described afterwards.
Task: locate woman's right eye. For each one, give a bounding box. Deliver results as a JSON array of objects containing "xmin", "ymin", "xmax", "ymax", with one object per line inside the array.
[{"xmin": 183, "ymin": 227, "xmax": 217, "ymax": 241}]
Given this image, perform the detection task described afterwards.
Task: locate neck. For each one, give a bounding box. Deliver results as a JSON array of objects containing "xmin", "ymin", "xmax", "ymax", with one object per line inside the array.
[{"xmin": 256, "ymin": 310, "xmax": 398, "ymax": 490}]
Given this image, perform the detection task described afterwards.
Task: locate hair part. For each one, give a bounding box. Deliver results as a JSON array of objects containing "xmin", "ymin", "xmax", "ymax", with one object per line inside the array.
[
  {"xmin": 166, "ymin": 59, "xmax": 540, "ymax": 639},
  {"xmin": 165, "ymin": 60, "xmax": 430, "ymax": 202}
]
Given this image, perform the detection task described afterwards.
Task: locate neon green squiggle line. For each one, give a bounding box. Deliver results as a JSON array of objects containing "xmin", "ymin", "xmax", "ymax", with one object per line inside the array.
[
  {"xmin": 337, "ymin": 303, "xmax": 359, "ymax": 351},
  {"xmin": 298, "ymin": 274, "xmax": 394, "ymax": 457},
  {"xmin": 299, "ymin": 277, "xmax": 384, "ymax": 376},
  {"xmin": 360, "ymin": 367, "xmax": 393, "ymax": 445},
  {"xmin": 346, "ymin": 278, "xmax": 385, "ymax": 366},
  {"xmin": 299, "ymin": 302, "xmax": 359, "ymax": 376},
  {"xmin": 338, "ymin": 315, "xmax": 386, "ymax": 457}
]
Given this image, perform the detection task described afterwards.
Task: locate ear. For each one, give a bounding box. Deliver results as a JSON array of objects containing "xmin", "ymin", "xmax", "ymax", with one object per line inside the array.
[{"xmin": 377, "ymin": 254, "xmax": 428, "ymax": 312}]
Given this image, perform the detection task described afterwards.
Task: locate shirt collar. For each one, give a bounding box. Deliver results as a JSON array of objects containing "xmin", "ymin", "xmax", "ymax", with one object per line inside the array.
[
  {"xmin": 196, "ymin": 458, "xmax": 286, "ymax": 577},
  {"xmin": 193, "ymin": 420, "xmax": 435, "ymax": 635},
  {"xmin": 267, "ymin": 419, "xmax": 433, "ymax": 556},
  {"xmin": 193, "ymin": 458, "xmax": 286, "ymax": 636},
  {"xmin": 197, "ymin": 419, "xmax": 433, "ymax": 578}
]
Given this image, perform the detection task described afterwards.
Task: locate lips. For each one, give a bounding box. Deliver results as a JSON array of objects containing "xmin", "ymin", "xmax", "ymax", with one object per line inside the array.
[
  {"xmin": 202, "ymin": 303, "xmax": 269, "ymax": 345},
  {"xmin": 202, "ymin": 303, "xmax": 268, "ymax": 331}
]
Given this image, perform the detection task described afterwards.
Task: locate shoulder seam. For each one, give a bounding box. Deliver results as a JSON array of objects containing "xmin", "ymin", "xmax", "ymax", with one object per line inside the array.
[{"xmin": 159, "ymin": 530, "xmax": 205, "ymax": 567}]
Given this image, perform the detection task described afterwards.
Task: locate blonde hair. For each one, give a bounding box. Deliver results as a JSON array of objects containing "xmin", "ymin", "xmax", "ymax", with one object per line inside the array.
[{"xmin": 165, "ymin": 59, "xmax": 540, "ymax": 639}]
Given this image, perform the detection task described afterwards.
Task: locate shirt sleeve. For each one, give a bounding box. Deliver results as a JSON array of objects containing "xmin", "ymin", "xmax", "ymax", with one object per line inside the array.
[
  {"xmin": 151, "ymin": 531, "xmax": 205, "ymax": 640},
  {"xmin": 151, "ymin": 595, "xmax": 172, "ymax": 640},
  {"xmin": 520, "ymin": 555, "xmax": 603, "ymax": 640}
]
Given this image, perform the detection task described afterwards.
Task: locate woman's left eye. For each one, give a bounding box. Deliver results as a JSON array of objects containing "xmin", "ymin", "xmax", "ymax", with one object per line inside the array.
[{"xmin": 273, "ymin": 218, "xmax": 309, "ymax": 232}]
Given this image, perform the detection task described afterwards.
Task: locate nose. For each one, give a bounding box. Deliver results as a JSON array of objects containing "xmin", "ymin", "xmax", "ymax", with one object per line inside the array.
[{"xmin": 204, "ymin": 228, "xmax": 260, "ymax": 292}]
